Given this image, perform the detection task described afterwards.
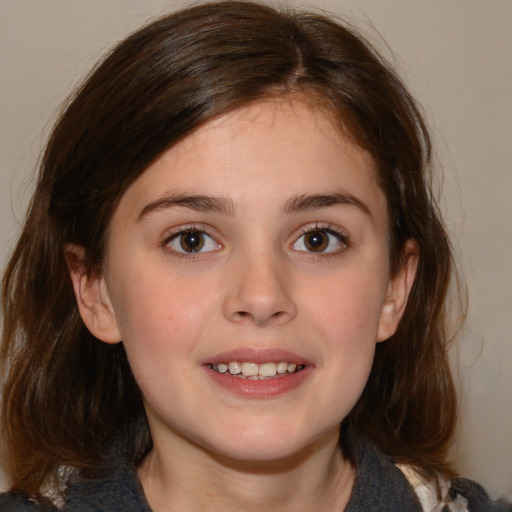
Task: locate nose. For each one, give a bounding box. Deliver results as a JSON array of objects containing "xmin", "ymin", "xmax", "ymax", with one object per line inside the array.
[{"xmin": 222, "ymin": 251, "xmax": 297, "ymax": 327}]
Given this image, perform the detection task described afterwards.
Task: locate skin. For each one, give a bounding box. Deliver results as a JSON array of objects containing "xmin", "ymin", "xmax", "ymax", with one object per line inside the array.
[{"xmin": 69, "ymin": 99, "xmax": 418, "ymax": 511}]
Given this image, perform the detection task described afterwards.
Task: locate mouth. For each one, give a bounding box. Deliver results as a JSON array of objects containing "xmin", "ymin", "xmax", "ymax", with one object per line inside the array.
[
  {"xmin": 207, "ymin": 361, "xmax": 306, "ymax": 380},
  {"xmin": 203, "ymin": 348, "xmax": 313, "ymax": 397}
]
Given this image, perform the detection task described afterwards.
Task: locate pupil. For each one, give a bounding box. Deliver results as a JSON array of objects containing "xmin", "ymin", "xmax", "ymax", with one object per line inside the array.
[
  {"xmin": 181, "ymin": 231, "xmax": 204, "ymax": 252},
  {"xmin": 305, "ymin": 230, "xmax": 328, "ymax": 252}
]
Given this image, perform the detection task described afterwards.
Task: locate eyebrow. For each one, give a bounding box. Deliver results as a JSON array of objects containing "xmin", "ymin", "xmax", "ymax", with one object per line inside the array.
[
  {"xmin": 136, "ymin": 194, "xmax": 236, "ymax": 222},
  {"xmin": 136, "ymin": 191, "xmax": 372, "ymax": 222},
  {"xmin": 283, "ymin": 192, "xmax": 372, "ymax": 217}
]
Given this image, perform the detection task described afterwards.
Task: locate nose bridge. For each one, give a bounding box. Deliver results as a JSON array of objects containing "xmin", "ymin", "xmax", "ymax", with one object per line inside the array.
[{"xmin": 223, "ymin": 241, "xmax": 296, "ymax": 326}]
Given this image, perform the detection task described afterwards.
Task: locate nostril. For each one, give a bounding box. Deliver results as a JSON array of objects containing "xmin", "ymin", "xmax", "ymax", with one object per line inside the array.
[
  {"xmin": 233, "ymin": 309, "xmax": 287, "ymax": 325},
  {"xmin": 223, "ymin": 290, "xmax": 297, "ymax": 326}
]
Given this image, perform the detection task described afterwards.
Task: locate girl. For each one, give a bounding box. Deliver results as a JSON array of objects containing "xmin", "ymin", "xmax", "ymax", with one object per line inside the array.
[{"xmin": 1, "ymin": 2, "xmax": 509, "ymax": 510}]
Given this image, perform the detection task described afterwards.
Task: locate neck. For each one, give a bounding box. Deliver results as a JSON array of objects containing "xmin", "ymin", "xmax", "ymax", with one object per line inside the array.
[{"xmin": 138, "ymin": 429, "xmax": 355, "ymax": 512}]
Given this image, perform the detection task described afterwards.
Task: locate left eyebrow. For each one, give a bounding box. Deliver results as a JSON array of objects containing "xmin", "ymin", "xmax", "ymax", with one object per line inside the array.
[
  {"xmin": 136, "ymin": 194, "xmax": 236, "ymax": 222},
  {"xmin": 283, "ymin": 192, "xmax": 372, "ymax": 217}
]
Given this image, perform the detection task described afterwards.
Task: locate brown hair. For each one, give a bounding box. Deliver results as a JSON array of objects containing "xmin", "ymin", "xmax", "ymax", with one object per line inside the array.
[{"xmin": 1, "ymin": 0, "xmax": 458, "ymax": 496}]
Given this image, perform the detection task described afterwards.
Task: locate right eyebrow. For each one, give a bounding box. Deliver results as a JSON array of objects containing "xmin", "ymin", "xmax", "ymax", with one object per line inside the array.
[{"xmin": 136, "ymin": 194, "xmax": 236, "ymax": 223}]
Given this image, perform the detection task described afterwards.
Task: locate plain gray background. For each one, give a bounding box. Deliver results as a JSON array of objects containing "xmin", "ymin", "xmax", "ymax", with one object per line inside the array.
[{"xmin": 1, "ymin": 0, "xmax": 511, "ymax": 500}]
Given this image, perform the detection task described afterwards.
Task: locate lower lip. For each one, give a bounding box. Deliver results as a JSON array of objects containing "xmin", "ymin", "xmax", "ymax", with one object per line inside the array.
[{"xmin": 203, "ymin": 365, "xmax": 313, "ymax": 398}]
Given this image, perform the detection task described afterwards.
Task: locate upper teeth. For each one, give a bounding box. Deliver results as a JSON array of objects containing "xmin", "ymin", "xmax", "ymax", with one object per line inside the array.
[{"xmin": 210, "ymin": 361, "xmax": 302, "ymax": 379}]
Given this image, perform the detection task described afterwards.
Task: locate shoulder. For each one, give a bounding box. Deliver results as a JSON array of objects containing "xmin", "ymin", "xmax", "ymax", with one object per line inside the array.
[
  {"xmin": 449, "ymin": 478, "xmax": 511, "ymax": 512},
  {"xmin": 348, "ymin": 439, "xmax": 424, "ymax": 511},
  {"xmin": 59, "ymin": 463, "xmax": 151, "ymax": 511},
  {"xmin": 397, "ymin": 464, "xmax": 512, "ymax": 512},
  {"xmin": 0, "ymin": 491, "xmax": 58, "ymax": 511},
  {"xmin": 0, "ymin": 462, "xmax": 150, "ymax": 512},
  {"xmin": 348, "ymin": 433, "xmax": 510, "ymax": 512}
]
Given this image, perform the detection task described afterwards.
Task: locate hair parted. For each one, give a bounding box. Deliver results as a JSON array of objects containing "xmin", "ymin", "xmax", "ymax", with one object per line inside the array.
[{"xmin": 1, "ymin": 0, "xmax": 458, "ymax": 496}]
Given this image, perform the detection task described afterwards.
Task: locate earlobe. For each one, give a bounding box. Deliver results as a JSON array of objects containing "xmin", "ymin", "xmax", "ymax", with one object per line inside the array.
[
  {"xmin": 65, "ymin": 245, "xmax": 122, "ymax": 344},
  {"xmin": 377, "ymin": 240, "xmax": 419, "ymax": 342}
]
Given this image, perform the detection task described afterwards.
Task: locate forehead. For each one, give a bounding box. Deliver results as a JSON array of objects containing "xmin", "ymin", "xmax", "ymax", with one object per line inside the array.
[{"xmin": 112, "ymin": 99, "xmax": 387, "ymax": 225}]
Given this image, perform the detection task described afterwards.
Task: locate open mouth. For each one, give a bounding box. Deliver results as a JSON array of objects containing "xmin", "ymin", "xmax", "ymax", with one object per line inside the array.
[{"xmin": 207, "ymin": 361, "xmax": 306, "ymax": 380}]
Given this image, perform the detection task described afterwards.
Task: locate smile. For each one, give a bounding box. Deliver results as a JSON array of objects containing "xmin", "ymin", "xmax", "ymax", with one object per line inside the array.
[{"xmin": 208, "ymin": 361, "xmax": 305, "ymax": 379}]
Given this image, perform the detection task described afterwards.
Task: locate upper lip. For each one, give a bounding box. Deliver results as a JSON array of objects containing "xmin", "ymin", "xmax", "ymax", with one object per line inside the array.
[{"xmin": 204, "ymin": 347, "xmax": 313, "ymax": 366}]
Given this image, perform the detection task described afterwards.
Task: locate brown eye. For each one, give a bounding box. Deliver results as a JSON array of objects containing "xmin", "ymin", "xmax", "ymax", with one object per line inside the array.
[
  {"xmin": 179, "ymin": 231, "xmax": 205, "ymax": 252},
  {"xmin": 304, "ymin": 230, "xmax": 329, "ymax": 252},
  {"xmin": 292, "ymin": 228, "xmax": 347, "ymax": 254},
  {"xmin": 166, "ymin": 230, "xmax": 221, "ymax": 254}
]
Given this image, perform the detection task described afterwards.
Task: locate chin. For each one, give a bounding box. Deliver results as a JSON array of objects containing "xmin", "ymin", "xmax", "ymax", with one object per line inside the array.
[{"xmin": 197, "ymin": 419, "xmax": 339, "ymax": 467}]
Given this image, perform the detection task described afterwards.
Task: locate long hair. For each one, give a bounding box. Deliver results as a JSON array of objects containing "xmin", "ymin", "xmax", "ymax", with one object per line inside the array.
[{"xmin": 1, "ymin": 0, "xmax": 458, "ymax": 496}]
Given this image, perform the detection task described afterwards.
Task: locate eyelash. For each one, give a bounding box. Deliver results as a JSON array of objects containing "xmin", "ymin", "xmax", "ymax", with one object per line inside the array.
[
  {"xmin": 292, "ymin": 223, "xmax": 350, "ymax": 257},
  {"xmin": 160, "ymin": 224, "xmax": 221, "ymax": 260},
  {"xmin": 160, "ymin": 222, "xmax": 350, "ymax": 260}
]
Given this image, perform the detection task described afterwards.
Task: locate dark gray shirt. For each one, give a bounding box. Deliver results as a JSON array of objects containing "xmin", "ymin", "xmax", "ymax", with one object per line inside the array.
[{"xmin": 1, "ymin": 439, "xmax": 509, "ymax": 511}]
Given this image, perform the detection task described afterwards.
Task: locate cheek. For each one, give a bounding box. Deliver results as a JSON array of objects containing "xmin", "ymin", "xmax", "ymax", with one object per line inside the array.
[
  {"xmin": 109, "ymin": 267, "xmax": 217, "ymax": 358},
  {"xmin": 303, "ymin": 266, "xmax": 388, "ymax": 397},
  {"xmin": 109, "ymin": 271, "xmax": 217, "ymax": 409},
  {"xmin": 307, "ymin": 268, "xmax": 388, "ymax": 339}
]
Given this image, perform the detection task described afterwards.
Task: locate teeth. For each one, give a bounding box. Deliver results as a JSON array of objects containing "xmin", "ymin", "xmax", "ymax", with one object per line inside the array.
[
  {"xmin": 259, "ymin": 362, "xmax": 277, "ymax": 377},
  {"xmin": 212, "ymin": 361, "xmax": 304, "ymax": 379},
  {"xmin": 276, "ymin": 361, "xmax": 288, "ymax": 374},
  {"xmin": 228, "ymin": 362, "xmax": 241, "ymax": 375},
  {"xmin": 241, "ymin": 362, "xmax": 258, "ymax": 377}
]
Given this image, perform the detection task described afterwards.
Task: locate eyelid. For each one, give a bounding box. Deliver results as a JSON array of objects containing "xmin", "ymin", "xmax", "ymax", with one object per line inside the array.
[
  {"xmin": 160, "ymin": 223, "xmax": 223, "ymax": 256},
  {"xmin": 291, "ymin": 222, "xmax": 349, "ymax": 254}
]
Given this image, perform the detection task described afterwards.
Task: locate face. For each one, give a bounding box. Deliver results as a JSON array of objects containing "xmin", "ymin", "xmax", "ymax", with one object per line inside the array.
[{"xmin": 71, "ymin": 99, "xmax": 416, "ymax": 466}]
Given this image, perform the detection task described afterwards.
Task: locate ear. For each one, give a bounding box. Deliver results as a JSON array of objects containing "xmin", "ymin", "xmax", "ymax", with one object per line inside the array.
[
  {"xmin": 65, "ymin": 244, "xmax": 121, "ymax": 344},
  {"xmin": 377, "ymin": 239, "xmax": 419, "ymax": 342}
]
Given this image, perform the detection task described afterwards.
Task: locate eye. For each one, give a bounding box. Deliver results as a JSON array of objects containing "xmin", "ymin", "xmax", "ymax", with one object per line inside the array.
[
  {"xmin": 292, "ymin": 228, "xmax": 347, "ymax": 254},
  {"xmin": 166, "ymin": 229, "xmax": 221, "ymax": 254}
]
